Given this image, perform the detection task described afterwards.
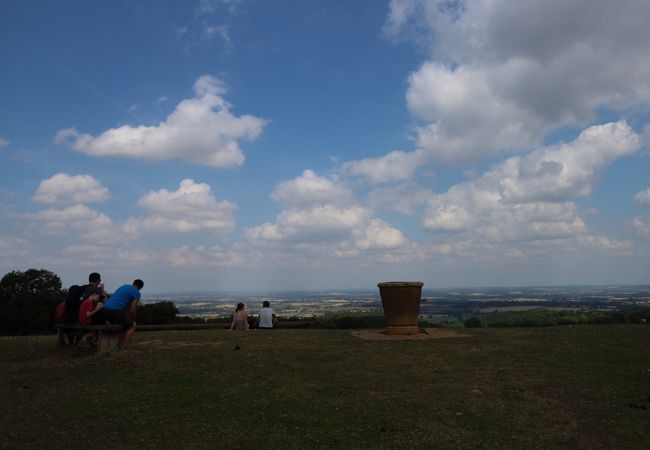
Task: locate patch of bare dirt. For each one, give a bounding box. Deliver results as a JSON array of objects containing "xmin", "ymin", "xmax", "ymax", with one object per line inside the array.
[
  {"xmin": 136, "ymin": 339, "xmax": 224, "ymax": 349},
  {"xmin": 351, "ymin": 328, "xmax": 469, "ymax": 340}
]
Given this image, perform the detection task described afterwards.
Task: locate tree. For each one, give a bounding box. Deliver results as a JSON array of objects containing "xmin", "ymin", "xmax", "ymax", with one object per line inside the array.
[
  {"xmin": 0, "ymin": 269, "xmax": 65, "ymax": 335},
  {"xmin": 0, "ymin": 268, "xmax": 63, "ymax": 299}
]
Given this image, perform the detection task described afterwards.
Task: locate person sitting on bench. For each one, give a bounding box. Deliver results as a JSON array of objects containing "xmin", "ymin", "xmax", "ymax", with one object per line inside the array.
[{"xmin": 78, "ymin": 291, "xmax": 105, "ymax": 347}]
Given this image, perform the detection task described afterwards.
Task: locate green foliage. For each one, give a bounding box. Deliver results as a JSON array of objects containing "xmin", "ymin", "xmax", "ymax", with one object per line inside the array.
[
  {"xmin": 464, "ymin": 317, "xmax": 483, "ymax": 328},
  {"xmin": 136, "ymin": 301, "xmax": 180, "ymax": 325},
  {"xmin": 0, "ymin": 269, "xmax": 65, "ymax": 335},
  {"xmin": 477, "ymin": 308, "xmax": 650, "ymax": 328},
  {"xmin": 313, "ymin": 311, "xmax": 386, "ymax": 329},
  {"xmin": 0, "ymin": 268, "xmax": 63, "ymax": 300}
]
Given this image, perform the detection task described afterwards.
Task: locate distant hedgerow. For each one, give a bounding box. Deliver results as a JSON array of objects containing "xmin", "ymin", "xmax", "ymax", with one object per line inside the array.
[{"xmin": 464, "ymin": 317, "xmax": 483, "ymax": 328}]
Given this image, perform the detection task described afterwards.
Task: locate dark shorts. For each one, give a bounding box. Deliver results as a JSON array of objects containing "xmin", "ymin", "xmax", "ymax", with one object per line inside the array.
[
  {"xmin": 91, "ymin": 310, "xmax": 104, "ymax": 326},
  {"xmin": 102, "ymin": 308, "xmax": 134, "ymax": 329}
]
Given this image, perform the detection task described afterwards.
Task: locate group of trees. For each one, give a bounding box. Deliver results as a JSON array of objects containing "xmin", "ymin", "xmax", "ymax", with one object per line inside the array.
[
  {"xmin": 0, "ymin": 269, "xmax": 65, "ymax": 335},
  {"xmin": 0, "ymin": 268, "xmax": 182, "ymax": 335}
]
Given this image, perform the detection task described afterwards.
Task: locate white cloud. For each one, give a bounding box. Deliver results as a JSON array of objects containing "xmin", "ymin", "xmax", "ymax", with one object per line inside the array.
[
  {"xmin": 247, "ymin": 170, "xmax": 408, "ymax": 253},
  {"xmin": 55, "ymin": 75, "xmax": 267, "ymax": 167},
  {"xmin": 368, "ymin": 183, "xmax": 433, "ymax": 215},
  {"xmin": 165, "ymin": 245, "xmax": 206, "ymax": 267},
  {"xmin": 126, "ymin": 179, "xmax": 237, "ymax": 234},
  {"xmin": 164, "ymin": 244, "xmax": 248, "ymax": 268},
  {"xmin": 197, "ymin": 0, "xmax": 241, "ymax": 15},
  {"xmin": 385, "ymin": 0, "xmax": 650, "ymax": 164},
  {"xmin": 247, "ymin": 204, "xmax": 371, "ymax": 243},
  {"xmin": 356, "ymin": 219, "xmax": 406, "ymax": 250},
  {"xmin": 0, "ymin": 137, "xmax": 9, "ymax": 148},
  {"xmin": 340, "ymin": 149, "xmax": 426, "ymax": 184},
  {"xmin": 26, "ymin": 204, "xmax": 115, "ymax": 239},
  {"xmin": 32, "ymin": 173, "xmax": 110, "ymax": 205},
  {"xmin": 271, "ymin": 169, "xmax": 354, "ymax": 207},
  {"xmin": 632, "ymin": 217, "xmax": 650, "ymax": 236},
  {"xmin": 423, "ymin": 121, "xmax": 641, "ymax": 241},
  {"xmin": 203, "ymin": 25, "xmax": 232, "ymax": 48},
  {"xmin": 643, "ymin": 124, "xmax": 650, "ymax": 152},
  {"xmin": 635, "ymin": 188, "xmax": 650, "ymax": 207},
  {"xmin": 0, "ymin": 235, "xmax": 30, "ymax": 259},
  {"xmin": 494, "ymin": 121, "xmax": 640, "ymax": 203},
  {"xmin": 408, "ymin": 62, "xmax": 543, "ymax": 163}
]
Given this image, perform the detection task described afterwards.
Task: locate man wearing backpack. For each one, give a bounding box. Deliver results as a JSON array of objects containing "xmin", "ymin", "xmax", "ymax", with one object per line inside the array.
[{"xmin": 101, "ymin": 279, "xmax": 144, "ymax": 351}]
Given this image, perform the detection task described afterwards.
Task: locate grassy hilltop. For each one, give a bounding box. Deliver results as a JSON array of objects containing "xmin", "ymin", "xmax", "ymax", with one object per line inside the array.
[{"xmin": 1, "ymin": 325, "xmax": 649, "ymax": 449}]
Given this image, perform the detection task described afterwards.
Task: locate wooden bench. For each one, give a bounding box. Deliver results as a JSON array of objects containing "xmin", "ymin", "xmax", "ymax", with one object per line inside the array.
[{"xmin": 55, "ymin": 324, "xmax": 123, "ymax": 353}]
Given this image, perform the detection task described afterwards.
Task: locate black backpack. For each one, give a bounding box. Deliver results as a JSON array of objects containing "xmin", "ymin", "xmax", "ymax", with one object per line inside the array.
[{"xmin": 63, "ymin": 284, "xmax": 88, "ymax": 324}]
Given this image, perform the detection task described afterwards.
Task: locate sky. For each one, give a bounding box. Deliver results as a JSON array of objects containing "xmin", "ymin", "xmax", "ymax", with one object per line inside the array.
[{"xmin": 1, "ymin": 0, "xmax": 649, "ymax": 294}]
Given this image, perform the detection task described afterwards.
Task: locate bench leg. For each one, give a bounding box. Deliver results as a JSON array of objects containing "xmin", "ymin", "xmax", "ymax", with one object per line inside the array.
[{"xmin": 97, "ymin": 330, "xmax": 119, "ymax": 353}]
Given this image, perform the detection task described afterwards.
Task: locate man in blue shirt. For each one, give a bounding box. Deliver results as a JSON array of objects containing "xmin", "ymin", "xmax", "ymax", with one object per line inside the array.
[{"xmin": 102, "ymin": 279, "xmax": 144, "ymax": 350}]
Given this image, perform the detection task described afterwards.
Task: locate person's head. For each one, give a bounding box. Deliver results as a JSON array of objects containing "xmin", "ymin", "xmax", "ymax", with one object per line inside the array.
[
  {"xmin": 133, "ymin": 279, "xmax": 144, "ymax": 290},
  {"xmin": 236, "ymin": 302, "xmax": 245, "ymax": 312},
  {"xmin": 86, "ymin": 292, "xmax": 100, "ymax": 303},
  {"xmin": 262, "ymin": 300, "xmax": 270, "ymax": 308},
  {"xmin": 88, "ymin": 272, "xmax": 101, "ymax": 286}
]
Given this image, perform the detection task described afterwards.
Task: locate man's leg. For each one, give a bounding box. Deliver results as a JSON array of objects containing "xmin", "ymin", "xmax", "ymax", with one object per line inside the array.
[{"xmin": 120, "ymin": 324, "xmax": 136, "ymax": 350}]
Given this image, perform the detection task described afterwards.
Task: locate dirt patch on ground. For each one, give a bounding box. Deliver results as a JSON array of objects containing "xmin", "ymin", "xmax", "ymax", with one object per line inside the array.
[
  {"xmin": 137, "ymin": 339, "xmax": 224, "ymax": 349},
  {"xmin": 351, "ymin": 328, "xmax": 469, "ymax": 341}
]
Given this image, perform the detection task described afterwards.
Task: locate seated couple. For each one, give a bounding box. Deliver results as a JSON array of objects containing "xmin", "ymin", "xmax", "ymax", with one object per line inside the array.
[{"xmin": 230, "ymin": 301, "xmax": 278, "ymax": 331}]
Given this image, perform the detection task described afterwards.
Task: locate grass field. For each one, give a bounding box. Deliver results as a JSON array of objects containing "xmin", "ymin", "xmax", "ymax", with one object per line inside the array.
[{"xmin": 1, "ymin": 325, "xmax": 649, "ymax": 449}]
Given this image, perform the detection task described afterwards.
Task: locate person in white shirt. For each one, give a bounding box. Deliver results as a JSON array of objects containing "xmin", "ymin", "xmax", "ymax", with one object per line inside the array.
[{"xmin": 257, "ymin": 300, "xmax": 277, "ymax": 329}]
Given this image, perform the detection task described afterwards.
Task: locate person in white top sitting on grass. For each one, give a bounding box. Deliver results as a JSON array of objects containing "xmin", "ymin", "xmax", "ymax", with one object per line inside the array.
[{"xmin": 257, "ymin": 300, "xmax": 277, "ymax": 329}]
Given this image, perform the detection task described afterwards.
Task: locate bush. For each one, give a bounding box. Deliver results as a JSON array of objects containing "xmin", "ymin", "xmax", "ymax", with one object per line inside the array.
[
  {"xmin": 315, "ymin": 312, "xmax": 386, "ymax": 329},
  {"xmin": 137, "ymin": 301, "xmax": 180, "ymax": 325},
  {"xmin": 464, "ymin": 317, "xmax": 483, "ymax": 328}
]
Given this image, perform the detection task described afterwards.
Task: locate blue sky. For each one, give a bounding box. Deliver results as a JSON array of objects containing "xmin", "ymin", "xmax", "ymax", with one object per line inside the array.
[{"xmin": 1, "ymin": 0, "xmax": 649, "ymax": 293}]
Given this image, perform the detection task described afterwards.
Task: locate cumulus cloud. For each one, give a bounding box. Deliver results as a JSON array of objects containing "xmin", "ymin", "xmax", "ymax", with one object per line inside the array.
[
  {"xmin": 247, "ymin": 204, "xmax": 371, "ymax": 243},
  {"xmin": 125, "ymin": 179, "xmax": 237, "ymax": 234},
  {"xmin": 368, "ymin": 183, "xmax": 433, "ymax": 215},
  {"xmin": 247, "ymin": 170, "xmax": 407, "ymax": 252},
  {"xmin": 635, "ymin": 188, "xmax": 650, "ymax": 207},
  {"xmin": 632, "ymin": 218, "xmax": 650, "ymax": 235},
  {"xmin": 423, "ymin": 121, "xmax": 641, "ymax": 241},
  {"xmin": 356, "ymin": 219, "xmax": 407, "ymax": 250},
  {"xmin": 340, "ymin": 149, "xmax": 427, "ymax": 184},
  {"xmin": 0, "ymin": 235, "xmax": 30, "ymax": 260},
  {"xmin": 164, "ymin": 244, "xmax": 247, "ymax": 268},
  {"xmin": 32, "ymin": 173, "xmax": 110, "ymax": 205},
  {"xmin": 26, "ymin": 204, "xmax": 115, "ymax": 239},
  {"xmin": 385, "ymin": 0, "xmax": 650, "ymax": 163},
  {"xmin": 55, "ymin": 75, "xmax": 267, "ymax": 167},
  {"xmin": 271, "ymin": 170, "xmax": 354, "ymax": 207},
  {"xmin": 408, "ymin": 62, "xmax": 543, "ymax": 163}
]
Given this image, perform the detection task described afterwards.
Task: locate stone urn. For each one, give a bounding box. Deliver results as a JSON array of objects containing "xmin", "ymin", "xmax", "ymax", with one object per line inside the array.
[{"xmin": 377, "ymin": 281, "xmax": 424, "ymax": 335}]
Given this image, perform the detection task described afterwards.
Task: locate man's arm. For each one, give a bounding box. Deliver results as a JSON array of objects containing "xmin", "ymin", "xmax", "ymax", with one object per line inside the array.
[
  {"xmin": 89, "ymin": 302, "xmax": 103, "ymax": 317},
  {"xmin": 129, "ymin": 299, "xmax": 138, "ymax": 321}
]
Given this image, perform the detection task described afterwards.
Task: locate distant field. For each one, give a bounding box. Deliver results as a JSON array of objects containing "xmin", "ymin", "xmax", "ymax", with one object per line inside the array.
[{"xmin": 1, "ymin": 325, "xmax": 649, "ymax": 449}]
